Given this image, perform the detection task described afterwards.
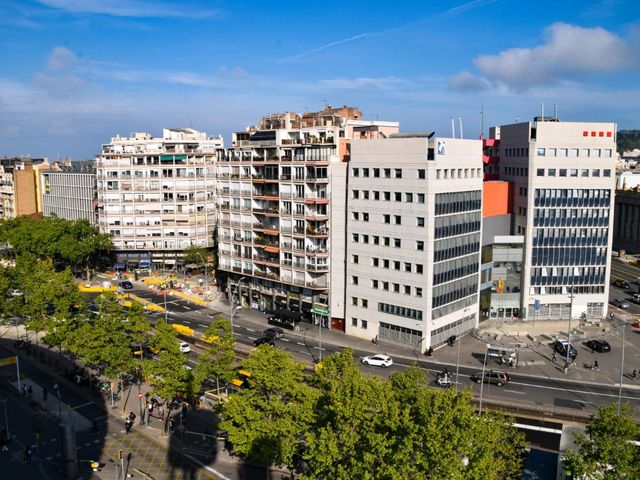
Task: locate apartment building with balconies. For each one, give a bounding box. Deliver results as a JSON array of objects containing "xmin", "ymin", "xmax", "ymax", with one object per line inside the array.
[
  {"xmin": 343, "ymin": 133, "xmax": 484, "ymax": 350},
  {"xmin": 216, "ymin": 106, "xmax": 399, "ymax": 328},
  {"xmin": 0, "ymin": 156, "xmax": 52, "ymax": 220},
  {"xmin": 95, "ymin": 128, "xmax": 223, "ymax": 270}
]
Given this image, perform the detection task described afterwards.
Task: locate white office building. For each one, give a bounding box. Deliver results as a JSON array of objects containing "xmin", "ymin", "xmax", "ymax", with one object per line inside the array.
[
  {"xmin": 494, "ymin": 119, "xmax": 617, "ymax": 320},
  {"xmin": 42, "ymin": 162, "xmax": 97, "ymax": 223},
  {"xmin": 95, "ymin": 128, "xmax": 223, "ymax": 270},
  {"xmin": 343, "ymin": 133, "xmax": 483, "ymax": 350}
]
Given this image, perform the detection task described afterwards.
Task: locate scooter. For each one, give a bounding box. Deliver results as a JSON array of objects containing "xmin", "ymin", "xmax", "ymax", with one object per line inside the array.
[
  {"xmin": 583, "ymin": 362, "xmax": 599, "ymax": 371},
  {"xmin": 436, "ymin": 372, "xmax": 453, "ymax": 388}
]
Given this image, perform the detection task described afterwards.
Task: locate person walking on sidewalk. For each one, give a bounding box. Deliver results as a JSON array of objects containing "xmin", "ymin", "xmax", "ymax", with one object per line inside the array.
[
  {"xmin": 552, "ymin": 351, "xmax": 557, "ymax": 363},
  {"xmin": 125, "ymin": 417, "xmax": 133, "ymax": 434},
  {"xmin": 24, "ymin": 446, "xmax": 32, "ymax": 464},
  {"xmin": 42, "ymin": 387, "xmax": 48, "ymax": 401},
  {"xmin": 633, "ymin": 368, "xmax": 638, "ymax": 380},
  {"xmin": 593, "ymin": 360, "xmax": 599, "ymax": 371}
]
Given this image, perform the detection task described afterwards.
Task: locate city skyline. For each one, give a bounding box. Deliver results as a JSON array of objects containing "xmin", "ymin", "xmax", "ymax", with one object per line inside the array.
[{"xmin": 1, "ymin": 0, "xmax": 639, "ymax": 160}]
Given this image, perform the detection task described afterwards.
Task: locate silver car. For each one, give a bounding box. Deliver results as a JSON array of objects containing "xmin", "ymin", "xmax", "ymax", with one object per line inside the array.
[{"xmin": 612, "ymin": 298, "xmax": 630, "ymax": 309}]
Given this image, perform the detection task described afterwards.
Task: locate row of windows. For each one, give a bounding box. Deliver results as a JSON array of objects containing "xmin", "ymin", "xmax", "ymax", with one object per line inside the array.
[
  {"xmin": 531, "ymin": 247, "xmax": 608, "ymax": 266},
  {"xmin": 534, "ymin": 189, "xmax": 611, "ymax": 208},
  {"xmin": 530, "ymin": 275, "xmax": 605, "ymax": 286},
  {"xmin": 504, "ymin": 147, "xmax": 529, "ymax": 157},
  {"xmin": 434, "ymin": 234, "xmax": 480, "ymax": 263},
  {"xmin": 357, "ymin": 256, "xmax": 424, "ymax": 274},
  {"xmin": 502, "ymin": 166, "xmax": 529, "ymax": 177},
  {"xmin": 432, "ymin": 276, "xmax": 478, "ymax": 308},
  {"xmin": 365, "ymin": 279, "xmax": 424, "ymax": 296},
  {"xmin": 533, "ymin": 217, "xmax": 609, "ymax": 228},
  {"xmin": 533, "ymin": 236, "xmax": 608, "ymax": 247},
  {"xmin": 435, "ymin": 168, "xmax": 482, "ymax": 180},
  {"xmin": 352, "ymin": 190, "xmax": 425, "ymax": 203},
  {"xmin": 533, "ymin": 228, "xmax": 608, "ymax": 240},
  {"xmin": 352, "ymin": 167, "xmax": 426, "ymax": 179},
  {"xmin": 529, "ymin": 286, "xmax": 605, "ymax": 295},
  {"xmin": 351, "ymin": 317, "xmax": 368, "ymax": 329},
  {"xmin": 536, "ymin": 168, "xmax": 611, "ymax": 178},
  {"xmin": 378, "ymin": 302, "xmax": 423, "ymax": 321},
  {"xmin": 434, "ymin": 191, "xmax": 482, "ymax": 215},
  {"xmin": 433, "ymin": 254, "xmax": 479, "ymax": 286},
  {"xmin": 536, "ymin": 147, "xmax": 613, "ymax": 158},
  {"xmin": 434, "ymin": 212, "xmax": 481, "ymax": 239},
  {"xmin": 533, "ymin": 208, "xmax": 609, "ymax": 220},
  {"xmin": 433, "ymin": 295, "xmax": 476, "ymax": 320}
]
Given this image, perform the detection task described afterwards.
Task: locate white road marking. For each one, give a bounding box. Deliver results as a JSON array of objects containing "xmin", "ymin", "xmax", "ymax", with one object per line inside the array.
[
  {"xmin": 182, "ymin": 320, "xmax": 192, "ymax": 324},
  {"xmin": 183, "ymin": 306, "xmax": 192, "ymax": 311},
  {"xmin": 504, "ymin": 389, "xmax": 526, "ymax": 395},
  {"xmin": 281, "ymin": 338, "xmax": 290, "ymax": 342},
  {"xmin": 296, "ymin": 342, "xmax": 305, "ymax": 346},
  {"xmin": 509, "ymin": 380, "xmax": 637, "ymax": 400},
  {"xmin": 73, "ymin": 402, "xmax": 94, "ymax": 410},
  {"xmin": 199, "ymin": 324, "xmax": 208, "ymax": 329},
  {"xmin": 246, "ymin": 328, "xmax": 255, "ymax": 332},
  {"xmin": 248, "ymin": 337, "xmax": 257, "ymax": 341}
]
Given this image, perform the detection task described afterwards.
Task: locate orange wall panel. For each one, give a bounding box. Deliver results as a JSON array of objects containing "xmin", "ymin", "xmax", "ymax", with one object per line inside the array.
[{"xmin": 483, "ymin": 181, "xmax": 512, "ymax": 217}]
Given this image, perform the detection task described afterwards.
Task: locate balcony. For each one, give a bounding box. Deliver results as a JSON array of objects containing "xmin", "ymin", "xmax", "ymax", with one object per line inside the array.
[
  {"xmin": 306, "ymin": 227, "xmax": 328, "ymax": 237},
  {"xmin": 306, "ymin": 264, "xmax": 329, "ymax": 272}
]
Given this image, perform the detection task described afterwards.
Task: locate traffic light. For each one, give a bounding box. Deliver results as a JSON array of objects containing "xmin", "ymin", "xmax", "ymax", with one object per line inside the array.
[{"xmin": 118, "ymin": 449, "xmax": 123, "ymax": 460}]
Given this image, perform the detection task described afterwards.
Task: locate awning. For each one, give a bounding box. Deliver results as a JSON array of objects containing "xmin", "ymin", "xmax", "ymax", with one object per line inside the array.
[
  {"xmin": 114, "ymin": 262, "xmax": 126, "ymax": 271},
  {"xmin": 250, "ymin": 130, "xmax": 276, "ymax": 142},
  {"xmin": 139, "ymin": 259, "xmax": 151, "ymax": 267},
  {"xmin": 264, "ymin": 246, "xmax": 280, "ymax": 253}
]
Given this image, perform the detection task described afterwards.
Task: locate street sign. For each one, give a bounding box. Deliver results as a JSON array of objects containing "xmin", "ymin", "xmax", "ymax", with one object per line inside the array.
[
  {"xmin": 534, "ymin": 299, "xmax": 541, "ymax": 312},
  {"xmin": 137, "ymin": 392, "xmax": 144, "ymax": 398},
  {"xmin": 312, "ymin": 305, "xmax": 329, "ymax": 315},
  {"xmin": 0, "ymin": 356, "xmax": 16, "ymax": 367}
]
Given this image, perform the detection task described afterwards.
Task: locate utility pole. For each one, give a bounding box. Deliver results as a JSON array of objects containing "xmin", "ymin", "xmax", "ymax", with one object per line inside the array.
[{"xmin": 566, "ymin": 286, "xmax": 575, "ymax": 366}]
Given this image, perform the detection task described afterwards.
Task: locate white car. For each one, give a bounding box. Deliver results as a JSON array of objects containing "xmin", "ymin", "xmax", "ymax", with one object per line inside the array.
[
  {"xmin": 179, "ymin": 342, "xmax": 192, "ymax": 353},
  {"xmin": 361, "ymin": 354, "xmax": 393, "ymax": 368},
  {"xmin": 630, "ymin": 293, "xmax": 640, "ymax": 304}
]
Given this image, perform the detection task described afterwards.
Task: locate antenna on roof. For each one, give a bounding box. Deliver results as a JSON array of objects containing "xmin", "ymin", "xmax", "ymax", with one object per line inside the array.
[
  {"xmin": 541, "ymin": 103, "xmax": 544, "ymax": 121},
  {"xmin": 480, "ymin": 102, "xmax": 484, "ymax": 139},
  {"xmin": 451, "ymin": 117, "xmax": 455, "ymax": 138},
  {"xmin": 458, "ymin": 117, "xmax": 464, "ymax": 139},
  {"xmin": 554, "ymin": 104, "xmax": 558, "ymax": 121}
]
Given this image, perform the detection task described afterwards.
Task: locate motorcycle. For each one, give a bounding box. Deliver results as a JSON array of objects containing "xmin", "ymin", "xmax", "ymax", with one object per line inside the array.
[
  {"xmin": 436, "ymin": 371, "xmax": 453, "ymax": 388},
  {"xmin": 583, "ymin": 362, "xmax": 599, "ymax": 371}
]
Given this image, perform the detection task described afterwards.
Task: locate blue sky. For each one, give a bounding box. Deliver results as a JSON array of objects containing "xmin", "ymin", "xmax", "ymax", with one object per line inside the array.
[{"xmin": 1, "ymin": 0, "xmax": 639, "ymax": 159}]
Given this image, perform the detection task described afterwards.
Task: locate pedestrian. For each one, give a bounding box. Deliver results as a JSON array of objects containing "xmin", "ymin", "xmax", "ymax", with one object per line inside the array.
[
  {"xmin": 593, "ymin": 360, "xmax": 599, "ymax": 371},
  {"xmin": 25, "ymin": 445, "xmax": 32, "ymax": 464},
  {"xmin": 169, "ymin": 417, "xmax": 175, "ymax": 434},
  {"xmin": 563, "ymin": 362, "xmax": 569, "ymax": 375},
  {"xmin": 552, "ymin": 351, "xmax": 557, "ymax": 363},
  {"xmin": 91, "ymin": 419, "xmax": 99, "ymax": 434},
  {"xmin": 27, "ymin": 385, "xmax": 33, "ymax": 399},
  {"xmin": 42, "ymin": 387, "xmax": 48, "ymax": 401},
  {"xmin": 633, "ymin": 369, "xmax": 637, "ymax": 380},
  {"xmin": 21, "ymin": 385, "xmax": 27, "ymax": 397},
  {"xmin": 125, "ymin": 417, "xmax": 132, "ymax": 434},
  {"xmin": 427, "ymin": 346, "xmax": 433, "ymax": 357}
]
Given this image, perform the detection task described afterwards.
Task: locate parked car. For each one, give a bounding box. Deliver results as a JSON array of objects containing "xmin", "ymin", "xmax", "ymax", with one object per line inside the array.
[
  {"xmin": 614, "ymin": 279, "xmax": 630, "ymax": 289},
  {"xmin": 553, "ymin": 340, "xmax": 578, "ymax": 358},
  {"xmin": 612, "ymin": 298, "xmax": 630, "ymax": 309},
  {"xmin": 360, "ymin": 354, "xmax": 393, "ymax": 368},
  {"xmin": 262, "ymin": 327, "xmax": 284, "ymax": 339},
  {"xmin": 471, "ymin": 370, "xmax": 510, "ymax": 386},
  {"xmin": 630, "ymin": 293, "xmax": 640, "ymax": 304},
  {"xmin": 253, "ymin": 336, "xmax": 275, "ymax": 347},
  {"xmin": 584, "ymin": 339, "xmax": 611, "ymax": 353},
  {"xmin": 119, "ymin": 281, "xmax": 133, "ymax": 289},
  {"xmin": 179, "ymin": 342, "xmax": 192, "ymax": 353}
]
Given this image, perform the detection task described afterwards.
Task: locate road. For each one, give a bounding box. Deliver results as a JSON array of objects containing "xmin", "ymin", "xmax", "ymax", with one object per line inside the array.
[{"xmin": 610, "ymin": 257, "xmax": 640, "ymax": 315}]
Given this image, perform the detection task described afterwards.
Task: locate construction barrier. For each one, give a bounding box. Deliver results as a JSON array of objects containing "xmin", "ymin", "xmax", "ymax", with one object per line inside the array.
[
  {"xmin": 171, "ymin": 323, "xmax": 195, "ymax": 337},
  {"xmin": 78, "ymin": 285, "xmax": 117, "ymax": 293},
  {"xmin": 172, "ymin": 290, "xmax": 208, "ymax": 307}
]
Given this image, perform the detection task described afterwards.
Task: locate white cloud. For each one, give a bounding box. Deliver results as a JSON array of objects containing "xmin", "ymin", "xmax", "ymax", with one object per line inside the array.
[
  {"xmin": 47, "ymin": 46, "xmax": 78, "ymax": 72},
  {"xmin": 319, "ymin": 76, "xmax": 408, "ymax": 91},
  {"xmin": 34, "ymin": 73, "xmax": 87, "ymax": 96},
  {"xmin": 36, "ymin": 0, "xmax": 222, "ymax": 19},
  {"xmin": 472, "ymin": 23, "xmax": 639, "ymax": 90},
  {"xmin": 447, "ymin": 71, "xmax": 489, "ymax": 92}
]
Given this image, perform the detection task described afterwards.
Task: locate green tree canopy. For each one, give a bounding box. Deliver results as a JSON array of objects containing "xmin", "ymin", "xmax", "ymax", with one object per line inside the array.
[
  {"xmin": 563, "ymin": 404, "xmax": 640, "ymax": 479},
  {"xmin": 193, "ymin": 316, "xmax": 235, "ymax": 392}
]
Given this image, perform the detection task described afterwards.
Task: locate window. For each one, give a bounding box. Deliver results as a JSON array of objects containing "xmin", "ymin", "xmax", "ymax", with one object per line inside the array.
[
  {"xmin": 352, "ymin": 168, "xmax": 359, "ymax": 177},
  {"xmin": 537, "ymin": 148, "xmax": 545, "ymax": 156},
  {"xmin": 416, "ymin": 264, "xmax": 423, "ymax": 274},
  {"xmin": 592, "ymin": 169, "xmax": 600, "ymax": 177},
  {"xmin": 384, "ymin": 237, "xmax": 390, "ymax": 246},
  {"xmin": 404, "ymin": 285, "xmax": 411, "ymax": 295},
  {"xmin": 581, "ymin": 148, "xmax": 590, "ymax": 157},
  {"xmin": 373, "ymin": 191, "xmax": 380, "ymax": 200},
  {"xmin": 593, "ymin": 149, "xmax": 601, "ymax": 158},
  {"xmin": 417, "ymin": 193, "xmax": 425, "ymax": 204},
  {"xmin": 394, "ymin": 238, "xmax": 401, "ymax": 248},
  {"xmin": 603, "ymin": 169, "xmax": 611, "ymax": 177},
  {"xmin": 361, "ymin": 299, "xmax": 368, "ymax": 308},
  {"xmin": 604, "ymin": 149, "xmax": 612, "ymax": 158},
  {"xmin": 394, "ymin": 192, "xmax": 401, "ymax": 202},
  {"xmin": 352, "ymin": 212, "xmax": 359, "ymax": 221},
  {"xmin": 361, "ymin": 320, "xmax": 367, "ymax": 329},
  {"xmin": 570, "ymin": 169, "xmax": 578, "ymax": 177},
  {"xmin": 372, "ymin": 279, "xmax": 378, "ymax": 288},
  {"xmin": 416, "ymin": 240, "xmax": 424, "ymax": 251},
  {"xmin": 352, "ymin": 233, "xmax": 359, "ymax": 242},
  {"xmin": 548, "ymin": 148, "xmax": 556, "ymax": 156},
  {"xmin": 373, "ymin": 235, "xmax": 380, "ymax": 245},
  {"xmin": 405, "ymin": 262, "xmax": 412, "ymax": 272},
  {"xmin": 363, "ymin": 190, "xmax": 370, "ymax": 200},
  {"xmin": 559, "ymin": 169, "xmax": 567, "ymax": 177},
  {"xmin": 351, "ymin": 317, "xmax": 357, "ymax": 327},
  {"xmin": 373, "ymin": 168, "xmax": 380, "ymax": 178},
  {"xmin": 394, "ymin": 215, "xmax": 401, "ymax": 225},
  {"xmin": 383, "ymin": 259, "xmax": 390, "ymax": 269},
  {"xmin": 384, "ymin": 168, "xmax": 391, "ymax": 178},
  {"xmin": 352, "ymin": 276, "xmax": 358, "ymax": 285},
  {"xmin": 418, "ymin": 169, "xmax": 426, "ymax": 179},
  {"xmin": 417, "ymin": 217, "xmax": 425, "ymax": 227},
  {"xmin": 393, "ymin": 283, "xmax": 400, "ymax": 293},
  {"xmin": 384, "ymin": 191, "xmax": 391, "ymax": 201},
  {"xmin": 352, "ymin": 190, "xmax": 359, "ymax": 199},
  {"xmin": 362, "ymin": 168, "xmax": 369, "ymax": 177},
  {"xmin": 395, "ymin": 168, "xmax": 402, "ymax": 178},
  {"xmin": 352, "ymin": 255, "xmax": 359, "ymax": 264},
  {"xmin": 416, "ymin": 287, "xmax": 423, "ymax": 297},
  {"xmin": 351, "ymin": 297, "xmax": 358, "ymax": 306},
  {"xmin": 362, "ymin": 234, "xmax": 369, "ymax": 243},
  {"xmin": 537, "ymin": 168, "xmax": 545, "ymax": 176},
  {"xmin": 393, "ymin": 261, "xmax": 400, "ymax": 270},
  {"xmin": 405, "ymin": 192, "xmax": 413, "ymax": 202},
  {"xmin": 570, "ymin": 148, "xmax": 579, "ymax": 157},
  {"xmin": 362, "ymin": 212, "xmax": 369, "ymax": 222},
  {"xmin": 372, "ymin": 257, "xmax": 379, "ymax": 267},
  {"xmin": 382, "ymin": 282, "xmax": 389, "ymax": 291},
  {"xmin": 383, "ymin": 214, "xmax": 391, "ymax": 224},
  {"xmin": 581, "ymin": 169, "xmax": 589, "ymax": 177},
  {"xmin": 548, "ymin": 168, "xmax": 556, "ymax": 177},
  {"xmin": 558, "ymin": 148, "xmax": 567, "ymax": 157}
]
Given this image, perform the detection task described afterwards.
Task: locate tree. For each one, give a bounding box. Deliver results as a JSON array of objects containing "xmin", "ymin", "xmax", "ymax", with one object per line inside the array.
[
  {"xmin": 220, "ymin": 346, "xmax": 318, "ymax": 471},
  {"xmin": 182, "ymin": 245, "xmax": 216, "ymax": 275},
  {"xmin": 563, "ymin": 404, "xmax": 640, "ymax": 479},
  {"xmin": 193, "ymin": 316, "xmax": 235, "ymax": 393}
]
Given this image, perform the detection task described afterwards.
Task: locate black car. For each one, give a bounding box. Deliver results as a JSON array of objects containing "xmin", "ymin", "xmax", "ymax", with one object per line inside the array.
[
  {"xmin": 553, "ymin": 340, "xmax": 578, "ymax": 358},
  {"xmin": 263, "ymin": 327, "xmax": 285, "ymax": 339},
  {"xmin": 614, "ymin": 279, "xmax": 630, "ymax": 289},
  {"xmin": 253, "ymin": 337, "xmax": 275, "ymax": 347},
  {"xmin": 585, "ymin": 339, "xmax": 611, "ymax": 353},
  {"xmin": 119, "ymin": 281, "xmax": 133, "ymax": 289},
  {"xmin": 471, "ymin": 370, "xmax": 510, "ymax": 386}
]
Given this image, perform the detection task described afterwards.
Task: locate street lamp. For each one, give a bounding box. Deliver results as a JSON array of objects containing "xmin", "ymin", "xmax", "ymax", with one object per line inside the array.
[
  {"xmin": 566, "ymin": 286, "xmax": 575, "ymax": 366},
  {"xmin": 478, "ymin": 343, "xmax": 490, "ymax": 416},
  {"xmin": 230, "ymin": 276, "xmax": 247, "ymax": 336}
]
